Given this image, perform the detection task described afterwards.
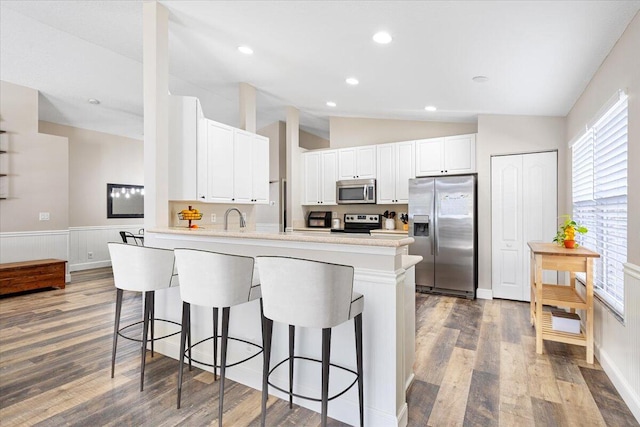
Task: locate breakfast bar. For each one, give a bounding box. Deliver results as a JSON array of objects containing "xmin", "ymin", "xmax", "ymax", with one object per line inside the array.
[{"xmin": 145, "ymin": 228, "xmax": 419, "ymax": 427}]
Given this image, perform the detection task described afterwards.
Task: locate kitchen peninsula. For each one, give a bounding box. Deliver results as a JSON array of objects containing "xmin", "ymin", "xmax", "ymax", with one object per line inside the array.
[{"xmin": 145, "ymin": 228, "xmax": 419, "ymax": 427}]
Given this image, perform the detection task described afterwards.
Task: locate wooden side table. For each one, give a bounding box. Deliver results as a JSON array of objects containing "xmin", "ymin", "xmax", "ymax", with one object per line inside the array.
[{"xmin": 528, "ymin": 242, "xmax": 600, "ymax": 364}]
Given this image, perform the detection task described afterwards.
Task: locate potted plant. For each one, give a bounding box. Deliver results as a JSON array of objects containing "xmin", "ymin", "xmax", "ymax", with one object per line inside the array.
[{"xmin": 553, "ymin": 215, "xmax": 588, "ymax": 248}]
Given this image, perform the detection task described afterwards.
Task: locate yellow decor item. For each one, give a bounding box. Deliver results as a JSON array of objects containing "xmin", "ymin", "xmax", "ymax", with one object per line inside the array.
[{"xmin": 553, "ymin": 215, "xmax": 588, "ymax": 249}]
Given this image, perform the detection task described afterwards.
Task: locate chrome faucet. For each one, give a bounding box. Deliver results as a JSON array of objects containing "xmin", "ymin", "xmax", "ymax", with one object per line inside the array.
[{"xmin": 224, "ymin": 208, "xmax": 246, "ymax": 230}]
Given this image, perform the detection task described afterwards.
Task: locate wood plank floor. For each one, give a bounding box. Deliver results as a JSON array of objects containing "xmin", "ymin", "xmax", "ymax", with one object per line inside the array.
[{"xmin": 0, "ymin": 268, "xmax": 637, "ymax": 426}]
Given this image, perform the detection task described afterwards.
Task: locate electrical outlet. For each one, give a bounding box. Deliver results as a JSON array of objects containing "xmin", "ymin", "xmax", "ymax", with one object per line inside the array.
[
  {"xmin": 242, "ymin": 212, "xmax": 247, "ymax": 221},
  {"xmin": 87, "ymin": 252, "xmax": 94, "ymax": 260},
  {"xmin": 211, "ymin": 213, "xmax": 216, "ymax": 223},
  {"xmin": 39, "ymin": 212, "xmax": 50, "ymax": 221}
]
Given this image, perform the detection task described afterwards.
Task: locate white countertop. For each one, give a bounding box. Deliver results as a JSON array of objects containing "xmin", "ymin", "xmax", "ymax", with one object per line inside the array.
[
  {"xmin": 149, "ymin": 227, "xmax": 414, "ymax": 248},
  {"xmin": 370, "ymin": 228, "xmax": 409, "ymax": 235}
]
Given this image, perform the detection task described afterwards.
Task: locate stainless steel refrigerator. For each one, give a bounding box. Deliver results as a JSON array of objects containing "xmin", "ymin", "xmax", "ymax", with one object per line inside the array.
[{"xmin": 409, "ymin": 175, "xmax": 477, "ymax": 298}]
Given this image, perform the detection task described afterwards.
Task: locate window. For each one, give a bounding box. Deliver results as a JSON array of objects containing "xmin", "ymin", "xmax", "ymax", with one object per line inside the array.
[{"xmin": 571, "ymin": 92, "xmax": 627, "ymax": 316}]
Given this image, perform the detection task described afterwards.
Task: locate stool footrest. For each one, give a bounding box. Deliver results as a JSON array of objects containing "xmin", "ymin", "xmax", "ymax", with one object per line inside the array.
[
  {"xmin": 184, "ymin": 335, "xmax": 263, "ymax": 368},
  {"xmin": 268, "ymin": 355, "xmax": 359, "ymax": 402},
  {"xmin": 117, "ymin": 318, "xmax": 181, "ymax": 343}
]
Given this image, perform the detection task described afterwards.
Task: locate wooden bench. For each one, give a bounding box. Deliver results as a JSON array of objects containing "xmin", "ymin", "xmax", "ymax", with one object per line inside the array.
[{"xmin": 0, "ymin": 259, "xmax": 67, "ymax": 295}]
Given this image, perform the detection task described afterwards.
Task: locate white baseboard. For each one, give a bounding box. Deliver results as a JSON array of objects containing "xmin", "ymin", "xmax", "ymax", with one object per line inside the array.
[
  {"xmin": 476, "ymin": 288, "xmax": 493, "ymax": 300},
  {"xmin": 595, "ymin": 344, "xmax": 640, "ymax": 423},
  {"xmin": 69, "ymin": 260, "xmax": 111, "ymax": 272}
]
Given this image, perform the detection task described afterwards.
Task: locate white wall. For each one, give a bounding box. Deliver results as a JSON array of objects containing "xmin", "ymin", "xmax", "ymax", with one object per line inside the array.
[
  {"xmin": 0, "ymin": 81, "xmax": 69, "ymax": 234},
  {"xmin": 330, "ymin": 116, "xmax": 477, "ymax": 148},
  {"xmin": 476, "ymin": 115, "xmax": 567, "ymax": 292},
  {"xmin": 39, "ymin": 121, "xmax": 144, "ymax": 227},
  {"xmin": 564, "ymin": 12, "xmax": 640, "ymax": 421}
]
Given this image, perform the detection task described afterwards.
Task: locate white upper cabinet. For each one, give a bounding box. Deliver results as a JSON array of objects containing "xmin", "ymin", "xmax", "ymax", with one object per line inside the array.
[
  {"xmin": 232, "ymin": 129, "xmax": 254, "ymax": 203},
  {"xmin": 338, "ymin": 146, "xmax": 376, "ymax": 180},
  {"xmin": 169, "ymin": 96, "xmax": 270, "ymax": 204},
  {"xmin": 303, "ymin": 150, "xmax": 338, "ymax": 205},
  {"xmin": 168, "ymin": 95, "xmax": 202, "ymax": 201},
  {"xmin": 377, "ymin": 141, "xmax": 415, "ymax": 204},
  {"xmin": 206, "ymin": 120, "xmax": 235, "ymax": 203},
  {"xmin": 208, "ymin": 128, "xmax": 269, "ymax": 204},
  {"xmin": 251, "ymin": 134, "xmax": 270, "ymax": 204},
  {"xmin": 415, "ymin": 134, "xmax": 476, "ymax": 176}
]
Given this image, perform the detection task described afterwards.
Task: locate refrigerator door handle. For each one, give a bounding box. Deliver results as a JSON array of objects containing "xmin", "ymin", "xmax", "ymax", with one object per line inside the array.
[
  {"xmin": 430, "ymin": 217, "xmax": 435, "ymax": 255},
  {"xmin": 433, "ymin": 203, "xmax": 439, "ymax": 256}
]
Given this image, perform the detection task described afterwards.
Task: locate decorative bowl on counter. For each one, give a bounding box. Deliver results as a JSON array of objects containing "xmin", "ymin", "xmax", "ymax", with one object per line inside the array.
[
  {"xmin": 178, "ymin": 206, "xmax": 202, "ymax": 228},
  {"xmin": 177, "ymin": 212, "xmax": 203, "ymax": 221}
]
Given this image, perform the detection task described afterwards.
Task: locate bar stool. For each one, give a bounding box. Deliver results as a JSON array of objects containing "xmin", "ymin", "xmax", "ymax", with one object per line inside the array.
[
  {"xmin": 108, "ymin": 242, "xmax": 180, "ymax": 391},
  {"xmin": 173, "ymin": 248, "xmax": 263, "ymax": 425},
  {"xmin": 256, "ymin": 256, "xmax": 364, "ymax": 427}
]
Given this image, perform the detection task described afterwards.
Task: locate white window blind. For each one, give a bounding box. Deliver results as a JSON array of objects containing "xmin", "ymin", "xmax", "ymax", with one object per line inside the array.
[{"xmin": 572, "ymin": 94, "xmax": 627, "ymax": 316}]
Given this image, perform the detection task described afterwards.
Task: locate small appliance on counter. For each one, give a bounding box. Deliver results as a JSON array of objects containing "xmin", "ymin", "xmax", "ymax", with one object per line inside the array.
[
  {"xmin": 331, "ymin": 214, "xmax": 382, "ymax": 235},
  {"xmin": 307, "ymin": 211, "xmax": 332, "ymax": 228},
  {"xmin": 331, "ymin": 217, "xmax": 342, "ymax": 230}
]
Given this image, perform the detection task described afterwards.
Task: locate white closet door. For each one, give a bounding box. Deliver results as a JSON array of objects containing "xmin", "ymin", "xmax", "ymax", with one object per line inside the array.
[
  {"xmin": 492, "ymin": 151, "xmax": 557, "ymax": 301},
  {"xmin": 522, "ymin": 151, "xmax": 558, "ymax": 296},
  {"xmin": 492, "ymin": 155, "xmax": 524, "ymax": 301}
]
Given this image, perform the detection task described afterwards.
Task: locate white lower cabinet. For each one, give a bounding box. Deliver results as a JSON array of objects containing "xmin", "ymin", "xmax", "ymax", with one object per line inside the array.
[
  {"xmin": 303, "ymin": 150, "xmax": 337, "ymax": 205},
  {"xmin": 415, "ymin": 134, "xmax": 476, "ymax": 176},
  {"xmin": 377, "ymin": 141, "xmax": 415, "ymax": 204}
]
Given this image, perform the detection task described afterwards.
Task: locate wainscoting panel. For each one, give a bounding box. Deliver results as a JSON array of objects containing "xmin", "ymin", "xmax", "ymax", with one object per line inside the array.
[
  {"xmin": 0, "ymin": 230, "xmax": 70, "ymax": 280},
  {"xmin": 68, "ymin": 225, "xmax": 143, "ymax": 271},
  {"xmin": 594, "ymin": 263, "xmax": 640, "ymax": 422},
  {"xmin": 0, "ymin": 230, "xmax": 69, "ymax": 264}
]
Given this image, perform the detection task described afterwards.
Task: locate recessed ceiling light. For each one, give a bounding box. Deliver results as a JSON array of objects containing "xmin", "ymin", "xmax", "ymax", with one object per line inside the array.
[
  {"xmin": 472, "ymin": 75, "xmax": 489, "ymax": 83},
  {"xmin": 373, "ymin": 31, "xmax": 392, "ymax": 44},
  {"xmin": 424, "ymin": 106, "xmax": 437, "ymax": 112},
  {"xmin": 238, "ymin": 45, "xmax": 253, "ymax": 55},
  {"xmin": 346, "ymin": 77, "xmax": 359, "ymax": 85},
  {"xmin": 326, "ymin": 101, "xmax": 337, "ymax": 107},
  {"xmin": 88, "ymin": 98, "xmax": 100, "ymax": 105}
]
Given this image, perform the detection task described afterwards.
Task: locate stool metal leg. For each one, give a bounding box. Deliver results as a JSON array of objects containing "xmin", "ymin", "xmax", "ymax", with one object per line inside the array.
[
  {"xmin": 261, "ymin": 315, "xmax": 273, "ymax": 427},
  {"xmin": 140, "ymin": 291, "xmax": 152, "ymax": 391},
  {"xmin": 354, "ymin": 313, "xmax": 364, "ymax": 427},
  {"xmin": 289, "ymin": 325, "xmax": 295, "ymax": 409},
  {"xmin": 177, "ymin": 301, "xmax": 190, "ymax": 409},
  {"xmin": 218, "ymin": 307, "xmax": 230, "ymax": 426},
  {"xmin": 187, "ymin": 307, "xmax": 192, "ymax": 371},
  {"xmin": 321, "ymin": 328, "xmax": 331, "ymax": 427},
  {"xmin": 111, "ymin": 288, "xmax": 123, "ymax": 378},
  {"xmin": 150, "ymin": 291, "xmax": 155, "ymax": 357},
  {"xmin": 213, "ymin": 307, "xmax": 219, "ymax": 381}
]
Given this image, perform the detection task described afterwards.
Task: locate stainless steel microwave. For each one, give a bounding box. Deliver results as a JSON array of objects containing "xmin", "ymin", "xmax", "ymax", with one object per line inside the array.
[{"xmin": 336, "ymin": 179, "xmax": 376, "ymax": 204}]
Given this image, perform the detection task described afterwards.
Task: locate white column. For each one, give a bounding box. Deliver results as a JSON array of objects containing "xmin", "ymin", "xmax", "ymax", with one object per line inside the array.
[
  {"xmin": 143, "ymin": 1, "xmax": 169, "ymax": 228},
  {"xmin": 239, "ymin": 82, "xmax": 256, "ymax": 133},
  {"xmin": 286, "ymin": 107, "xmax": 304, "ymax": 230}
]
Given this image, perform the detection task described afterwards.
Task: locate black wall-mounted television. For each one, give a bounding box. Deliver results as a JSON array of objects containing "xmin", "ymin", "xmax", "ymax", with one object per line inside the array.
[{"xmin": 107, "ymin": 183, "xmax": 144, "ymax": 218}]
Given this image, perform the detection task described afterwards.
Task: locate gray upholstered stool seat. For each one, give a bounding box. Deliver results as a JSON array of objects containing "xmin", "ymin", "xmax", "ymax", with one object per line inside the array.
[
  {"xmin": 256, "ymin": 256, "xmax": 364, "ymax": 427},
  {"xmin": 174, "ymin": 248, "xmax": 263, "ymax": 426},
  {"xmin": 108, "ymin": 242, "xmax": 180, "ymax": 392}
]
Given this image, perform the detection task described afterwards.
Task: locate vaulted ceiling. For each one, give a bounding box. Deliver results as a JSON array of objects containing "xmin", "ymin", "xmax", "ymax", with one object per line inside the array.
[{"xmin": 1, "ymin": 1, "xmax": 638, "ymax": 140}]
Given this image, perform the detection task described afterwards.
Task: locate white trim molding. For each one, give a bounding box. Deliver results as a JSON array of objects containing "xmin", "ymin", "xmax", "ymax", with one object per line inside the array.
[
  {"xmin": 476, "ymin": 288, "xmax": 493, "ymax": 300},
  {"xmin": 593, "ymin": 262, "xmax": 640, "ymax": 423}
]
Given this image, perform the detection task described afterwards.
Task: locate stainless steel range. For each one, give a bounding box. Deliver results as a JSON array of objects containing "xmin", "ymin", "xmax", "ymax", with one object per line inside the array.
[{"xmin": 331, "ymin": 213, "xmax": 382, "ymax": 235}]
